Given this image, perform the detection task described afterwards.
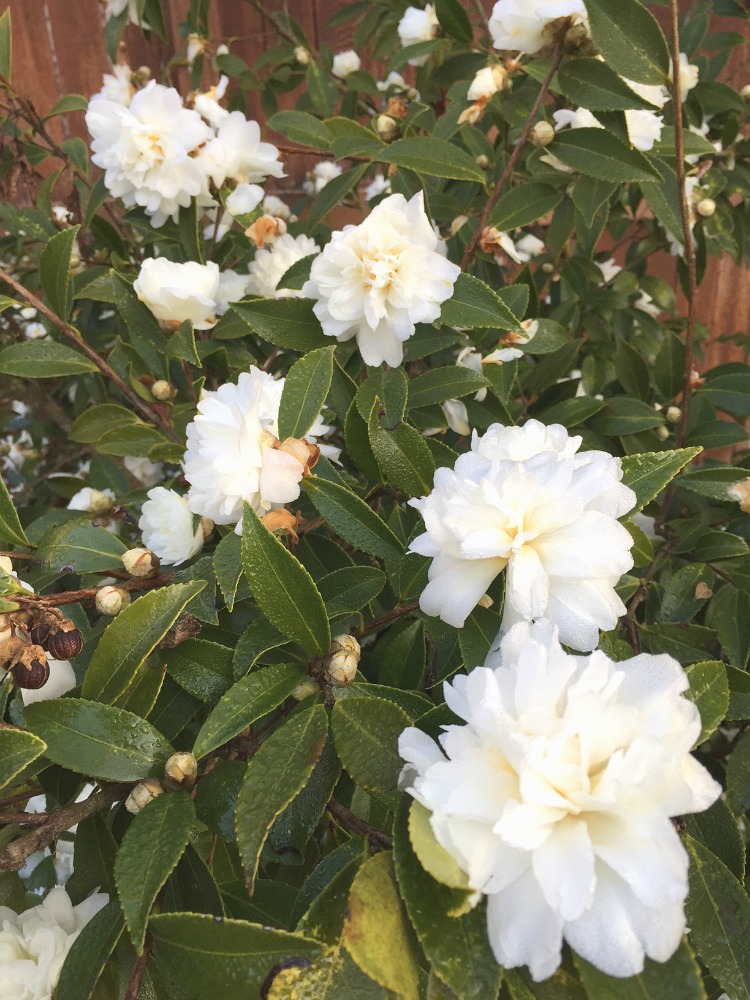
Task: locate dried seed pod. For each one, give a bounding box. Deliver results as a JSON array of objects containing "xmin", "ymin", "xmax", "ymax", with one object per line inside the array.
[
  {"xmin": 47, "ymin": 624, "xmax": 84, "ymax": 661},
  {"xmin": 10, "ymin": 645, "xmax": 49, "ymax": 689}
]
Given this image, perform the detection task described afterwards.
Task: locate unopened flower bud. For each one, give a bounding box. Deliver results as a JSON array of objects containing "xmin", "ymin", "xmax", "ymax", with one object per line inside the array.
[
  {"xmin": 164, "ymin": 752, "xmax": 198, "ymax": 790},
  {"xmin": 294, "ymin": 46, "xmax": 310, "ymax": 65},
  {"xmin": 450, "ymin": 215, "xmax": 469, "ymax": 237},
  {"xmin": 655, "ymin": 425, "xmax": 670, "ymax": 441},
  {"xmin": 291, "ymin": 677, "xmax": 319, "ymax": 701},
  {"xmin": 151, "ymin": 380, "xmax": 175, "ymax": 401},
  {"xmin": 245, "ymin": 215, "xmax": 287, "ymax": 249},
  {"xmin": 666, "ymin": 405, "xmax": 682, "ymax": 424},
  {"xmin": 740, "ymin": 84, "xmax": 750, "ymax": 104},
  {"xmin": 563, "ymin": 21, "xmax": 592, "ymax": 54},
  {"xmin": 728, "ymin": 476, "xmax": 750, "ymax": 513},
  {"xmin": 96, "ymin": 585, "xmax": 130, "ymax": 616},
  {"xmin": 200, "ymin": 517, "xmax": 214, "ymax": 541},
  {"xmin": 477, "ymin": 593, "xmax": 494, "ymax": 609},
  {"xmin": 325, "ymin": 634, "xmax": 361, "ymax": 687},
  {"xmin": 696, "ymin": 198, "xmax": 716, "ymax": 218},
  {"xmin": 88, "ymin": 489, "xmax": 114, "ymax": 514},
  {"xmin": 475, "ymin": 154, "xmax": 490, "ymax": 170},
  {"xmin": 689, "ymin": 369, "xmax": 705, "ymax": 389},
  {"xmin": 125, "ymin": 779, "xmax": 163, "ymax": 814},
  {"xmin": 530, "ymin": 121, "xmax": 555, "ymax": 147},
  {"xmin": 541, "ymin": 262, "xmax": 556, "ymax": 274},
  {"xmin": 261, "ymin": 508, "xmax": 300, "ymax": 540},
  {"xmin": 122, "ymin": 547, "xmax": 160, "ymax": 578},
  {"xmin": 215, "ymin": 44, "xmax": 229, "ymax": 57},
  {"xmin": 375, "ymin": 115, "xmax": 400, "ymax": 143},
  {"xmin": 11, "ymin": 646, "xmax": 49, "ymax": 690}
]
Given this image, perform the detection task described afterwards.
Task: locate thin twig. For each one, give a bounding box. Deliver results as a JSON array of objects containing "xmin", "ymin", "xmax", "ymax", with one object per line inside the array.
[
  {"xmin": 668, "ymin": 0, "xmax": 698, "ymax": 448},
  {"xmin": 124, "ymin": 935, "xmax": 153, "ymax": 1000},
  {"xmin": 243, "ymin": 0, "xmax": 301, "ymax": 49},
  {"xmin": 326, "ymin": 799, "xmax": 392, "ymax": 848},
  {"xmin": 0, "ymin": 266, "xmax": 177, "ymax": 438},
  {"xmin": 469, "ymin": 0, "xmax": 491, "ymax": 35},
  {"xmin": 460, "ymin": 46, "xmax": 563, "ymax": 270},
  {"xmin": 0, "ymin": 812, "xmax": 50, "ymax": 826},
  {"xmin": 15, "ymin": 573, "xmax": 174, "ymax": 608},
  {"xmin": 0, "ymin": 784, "xmax": 127, "ymax": 872},
  {"xmin": 360, "ymin": 601, "xmax": 420, "ymax": 636}
]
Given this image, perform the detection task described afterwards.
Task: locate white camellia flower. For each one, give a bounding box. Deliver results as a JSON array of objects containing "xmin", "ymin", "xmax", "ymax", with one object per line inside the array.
[
  {"xmin": 490, "ymin": 0, "xmax": 587, "ymax": 55},
  {"xmin": 397, "ymin": 4, "xmax": 440, "ymax": 65},
  {"xmin": 514, "ymin": 233, "xmax": 545, "ymax": 261},
  {"xmin": 67, "ymin": 487, "xmax": 115, "ymax": 514},
  {"xmin": 409, "ymin": 419, "xmax": 635, "ymax": 649},
  {"xmin": 671, "ymin": 53, "xmax": 699, "ymax": 100},
  {"xmin": 199, "ymin": 112, "xmax": 285, "ymax": 188},
  {"xmin": 551, "ymin": 103, "xmax": 663, "ymax": 154},
  {"xmin": 399, "ymin": 620, "xmax": 721, "ymax": 982},
  {"xmin": 363, "ymin": 173, "xmax": 392, "ymax": 202},
  {"xmin": 123, "ymin": 456, "xmax": 164, "ymax": 487},
  {"xmin": 303, "ymin": 192, "xmax": 460, "ymax": 368},
  {"xmin": 23, "ymin": 322, "xmax": 48, "ymax": 340},
  {"xmin": 597, "ymin": 257, "xmax": 622, "ymax": 284},
  {"xmin": 225, "ymin": 182, "xmax": 264, "ymax": 218},
  {"xmin": 262, "ymin": 195, "xmax": 294, "ymax": 221},
  {"xmin": 20, "ymin": 660, "xmax": 77, "ymax": 706},
  {"xmin": 86, "ymin": 82, "xmax": 212, "ymax": 227},
  {"xmin": 139, "ymin": 487, "xmax": 204, "ymax": 566},
  {"xmin": 96, "ymin": 64, "xmax": 133, "ymax": 106},
  {"xmin": 184, "ymin": 367, "xmax": 331, "ymax": 532},
  {"xmin": 332, "ymin": 50, "xmax": 361, "ymax": 79},
  {"xmin": 215, "ymin": 270, "xmax": 250, "ymax": 315},
  {"xmin": 247, "ymin": 233, "xmax": 320, "ymax": 299},
  {"xmin": 105, "ymin": 0, "xmax": 142, "ymax": 24},
  {"xmin": 303, "ymin": 160, "xmax": 343, "ymax": 196},
  {"xmin": 0, "ymin": 886, "xmax": 109, "ymax": 1000},
  {"xmin": 193, "ymin": 75, "xmax": 230, "ymax": 128},
  {"xmin": 134, "ymin": 258, "xmax": 221, "ymax": 330},
  {"xmin": 483, "ymin": 319, "xmax": 539, "ymax": 363},
  {"xmin": 467, "ymin": 65, "xmax": 507, "ymax": 102}
]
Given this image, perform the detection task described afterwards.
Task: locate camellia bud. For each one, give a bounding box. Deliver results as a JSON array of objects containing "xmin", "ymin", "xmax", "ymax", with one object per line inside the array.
[
  {"xmin": 88, "ymin": 488, "xmax": 114, "ymax": 515},
  {"xmin": 696, "ymin": 198, "xmax": 716, "ymax": 218},
  {"xmin": 666, "ymin": 405, "xmax": 682, "ymax": 424},
  {"xmin": 245, "ymin": 215, "xmax": 287, "ymax": 249},
  {"xmin": 125, "ymin": 779, "xmax": 164, "ymax": 815},
  {"xmin": 450, "ymin": 215, "xmax": 469, "ymax": 237},
  {"xmin": 164, "ymin": 752, "xmax": 198, "ymax": 790},
  {"xmin": 728, "ymin": 476, "xmax": 750, "ymax": 513},
  {"xmin": 151, "ymin": 380, "xmax": 175, "ymax": 402},
  {"xmin": 291, "ymin": 677, "xmax": 319, "ymax": 701},
  {"xmin": 95, "ymin": 585, "xmax": 130, "ymax": 616},
  {"xmin": 529, "ymin": 121, "xmax": 555, "ymax": 147},
  {"xmin": 11, "ymin": 645, "xmax": 49, "ymax": 690},
  {"xmin": 475, "ymin": 154, "xmax": 491, "ymax": 170},
  {"xmin": 740, "ymin": 84, "xmax": 750, "ymax": 104},
  {"xmin": 200, "ymin": 517, "xmax": 214, "ymax": 541},
  {"xmin": 122, "ymin": 547, "xmax": 160, "ymax": 578},
  {"xmin": 563, "ymin": 21, "xmax": 592, "ymax": 54},
  {"xmin": 294, "ymin": 46, "xmax": 310, "ymax": 65},
  {"xmin": 325, "ymin": 634, "xmax": 361, "ymax": 687},
  {"xmin": 375, "ymin": 114, "xmax": 400, "ymax": 143},
  {"xmin": 655, "ymin": 425, "xmax": 670, "ymax": 441},
  {"xmin": 0, "ymin": 614, "xmax": 11, "ymax": 645}
]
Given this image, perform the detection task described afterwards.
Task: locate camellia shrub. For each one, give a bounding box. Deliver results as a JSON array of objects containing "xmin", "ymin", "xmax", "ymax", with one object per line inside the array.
[{"xmin": 0, "ymin": 0, "xmax": 749, "ymax": 996}]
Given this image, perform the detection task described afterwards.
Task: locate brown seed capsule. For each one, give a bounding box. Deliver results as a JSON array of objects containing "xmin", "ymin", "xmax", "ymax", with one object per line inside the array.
[
  {"xmin": 29, "ymin": 621, "xmax": 52, "ymax": 648},
  {"xmin": 47, "ymin": 625, "xmax": 84, "ymax": 661},
  {"xmin": 11, "ymin": 645, "xmax": 50, "ymax": 689}
]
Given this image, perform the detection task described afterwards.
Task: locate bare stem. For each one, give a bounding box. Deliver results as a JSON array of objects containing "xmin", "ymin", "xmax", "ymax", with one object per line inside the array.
[
  {"xmin": 16, "ymin": 573, "xmax": 174, "ymax": 608},
  {"xmin": 326, "ymin": 799, "xmax": 392, "ymax": 848},
  {"xmin": 124, "ymin": 935, "xmax": 152, "ymax": 1000},
  {"xmin": 460, "ymin": 46, "xmax": 563, "ymax": 271},
  {"xmin": 360, "ymin": 601, "xmax": 420, "ymax": 636},
  {"xmin": 0, "ymin": 266, "xmax": 178, "ymax": 439},
  {"xmin": 668, "ymin": 0, "xmax": 698, "ymax": 447}
]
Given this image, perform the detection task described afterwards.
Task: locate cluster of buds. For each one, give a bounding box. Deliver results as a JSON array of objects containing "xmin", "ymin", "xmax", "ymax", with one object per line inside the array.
[
  {"xmin": 324, "ymin": 634, "xmax": 361, "ymax": 687},
  {"xmin": 125, "ymin": 752, "xmax": 198, "ymax": 814},
  {"xmin": 122, "ymin": 547, "xmax": 160, "ymax": 578}
]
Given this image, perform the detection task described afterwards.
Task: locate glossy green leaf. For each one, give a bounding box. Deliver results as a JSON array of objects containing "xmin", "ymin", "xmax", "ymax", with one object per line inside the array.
[
  {"xmin": 685, "ymin": 798, "xmax": 746, "ymax": 883},
  {"xmin": 308, "ymin": 163, "xmax": 369, "ymax": 228},
  {"xmin": 584, "ymin": 0, "xmax": 670, "ymax": 84},
  {"xmin": 727, "ymin": 729, "xmax": 750, "ymax": 816},
  {"xmin": 574, "ymin": 942, "xmax": 704, "ymax": 1000},
  {"xmin": 435, "ymin": 0, "xmax": 472, "ymax": 40},
  {"xmin": 116, "ymin": 790, "xmax": 195, "ymax": 953},
  {"xmin": 70, "ymin": 404, "xmax": 144, "ymax": 444},
  {"xmin": 35, "ymin": 520, "xmax": 127, "ymax": 574},
  {"xmin": 24, "ymin": 699, "xmax": 174, "ymax": 781},
  {"xmin": 0, "ymin": 728, "xmax": 47, "ymax": 791},
  {"xmin": 559, "ymin": 58, "xmax": 664, "ymax": 111},
  {"xmin": 551, "ymin": 129, "xmax": 663, "ymax": 183},
  {"xmin": 193, "ymin": 662, "xmax": 304, "ymax": 759},
  {"xmin": 319, "ymin": 565, "xmax": 386, "ymax": 615},
  {"xmin": 713, "ymin": 588, "xmax": 750, "ymax": 669},
  {"xmin": 56, "ymin": 899, "xmax": 125, "ymax": 1000},
  {"xmin": 409, "ymin": 367, "xmax": 489, "ymax": 409},
  {"xmin": 39, "ymin": 225, "xmax": 80, "ymax": 320},
  {"xmin": 408, "ymin": 800, "xmax": 469, "ymax": 891},
  {"xmin": 162, "ymin": 638, "xmax": 234, "ymax": 703},
  {"xmin": 490, "ymin": 183, "xmax": 563, "ymax": 231},
  {"xmin": 620, "ymin": 447, "xmax": 702, "ymax": 512},
  {"xmin": 267, "ymin": 110, "xmax": 332, "ymax": 149},
  {"xmin": 440, "ymin": 273, "xmax": 522, "ymax": 331},
  {"xmin": 378, "ymin": 137, "xmax": 485, "ymax": 183},
  {"xmin": 331, "ymin": 696, "xmax": 411, "ymax": 795},
  {"xmin": 0, "ymin": 8, "xmax": 11, "ymax": 81},
  {"xmin": 302, "ymin": 477, "xmax": 403, "ymax": 561},
  {"xmin": 231, "ymin": 298, "xmax": 328, "ymax": 352},
  {"xmin": 241, "ymin": 503, "xmax": 330, "ymax": 656},
  {"xmin": 369, "ymin": 410, "xmax": 435, "ymax": 498},
  {"xmin": 278, "ymin": 345, "xmax": 336, "ymax": 440},
  {"xmin": 82, "ymin": 582, "xmax": 205, "ymax": 704},
  {"xmin": 685, "ymin": 661, "xmax": 729, "ymax": 745},
  {"xmin": 0, "ymin": 471, "xmax": 31, "ymax": 547},
  {"xmin": 149, "ymin": 912, "xmax": 325, "ymax": 1000},
  {"xmin": 0, "ymin": 340, "xmax": 98, "ymax": 378},
  {"xmin": 235, "ymin": 704, "xmax": 328, "ymax": 891}
]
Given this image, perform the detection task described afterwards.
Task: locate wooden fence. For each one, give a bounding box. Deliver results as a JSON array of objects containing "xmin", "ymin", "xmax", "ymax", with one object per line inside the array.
[{"xmin": 4, "ymin": 0, "xmax": 750, "ymax": 376}]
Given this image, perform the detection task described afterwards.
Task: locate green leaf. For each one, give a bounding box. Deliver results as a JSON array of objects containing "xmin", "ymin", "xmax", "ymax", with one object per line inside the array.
[
  {"xmin": 278, "ymin": 345, "xmax": 335, "ymax": 440},
  {"xmin": 231, "ymin": 298, "xmax": 328, "ymax": 352},
  {"xmin": 727, "ymin": 729, "xmax": 750, "ymax": 816},
  {"xmin": 235, "ymin": 704, "xmax": 328, "ymax": 891},
  {"xmin": 584, "ymin": 0, "xmax": 670, "ymax": 84},
  {"xmin": 434, "ymin": 0, "xmax": 472, "ymax": 41},
  {"xmin": 241, "ymin": 503, "xmax": 330, "ymax": 656},
  {"xmin": 559, "ymin": 58, "xmax": 664, "ymax": 111},
  {"xmin": 409, "ymin": 367, "xmax": 489, "ymax": 409},
  {"xmin": 408, "ymin": 799, "xmax": 469, "ymax": 891},
  {"xmin": 638, "ymin": 623, "xmax": 716, "ymax": 665},
  {"xmin": 163, "ymin": 639, "xmax": 234, "ymax": 703},
  {"xmin": 307, "ymin": 61, "xmax": 338, "ymax": 116},
  {"xmin": 699, "ymin": 372, "xmax": 750, "ymax": 416},
  {"xmin": 39, "ymin": 225, "xmax": 81, "ymax": 320},
  {"xmin": 679, "ymin": 466, "xmax": 749, "ymax": 501},
  {"xmin": 0, "ymin": 471, "xmax": 31, "ymax": 547},
  {"xmin": 440, "ymin": 272, "xmax": 522, "ymax": 331},
  {"xmin": 356, "ymin": 368, "xmax": 409, "ymax": 428},
  {"xmin": 378, "ymin": 137, "xmax": 486, "ymax": 183},
  {"xmin": 193, "ymin": 662, "xmax": 304, "ymax": 759},
  {"xmin": 0, "ymin": 728, "xmax": 47, "ymax": 791},
  {"xmin": 69, "ymin": 813, "xmax": 118, "ymax": 899},
  {"xmin": 0, "ymin": 8, "xmax": 11, "ymax": 81},
  {"xmin": 714, "ymin": 588, "xmax": 750, "ymax": 669},
  {"xmin": 115, "ymin": 791, "xmax": 195, "ymax": 953},
  {"xmin": 686, "ymin": 798, "xmax": 746, "ymax": 883},
  {"xmin": 267, "ymin": 110, "xmax": 332, "ymax": 149},
  {"xmin": 0, "ymin": 340, "xmax": 98, "ymax": 378},
  {"xmin": 24, "ymin": 699, "xmax": 174, "ymax": 781},
  {"xmin": 36, "ymin": 520, "xmax": 127, "ymax": 574},
  {"xmin": 276, "ymin": 253, "xmax": 316, "ymax": 292},
  {"xmin": 319, "ymin": 566, "xmax": 386, "ymax": 615},
  {"xmin": 551, "ymin": 129, "xmax": 663, "ymax": 183},
  {"xmin": 685, "ymin": 661, "xmax": 729, "ymax": 745},
  {"xmin": 302, "ymin": 477, "xmax": 404, "ymax": 561},
  {"xmin": 308, "ymin": 163, "xmax": 369, "ymax": 228},
  {"xmin": 149, "ymin": 912, "xmax": 325, "ymax": 1000},
  {"xmin": 44, "ymin": 93, "xmax": 89, "ymax": 119},
  {"xmin": 82, "ymin": 582, "xmax": 205, "ymax": 704},
  {"xmin": 727, "ymin": 665, "xmax": 750, "ymax": 722},
  {"xmin": 331, "ymin": 696, "xmax": 411, "ymax": 795},
  {"xmin": 343, "ymin": 852, "xmax": 421, "ymax": 1000},
  {"xmin": 393, "ymin": 797, "xmax": 501, "ymax": 1000},
  {"xmin": 56, "ymin": 899, "xmax": 124, "ymax": 1000},
  {"xmin": 368, "ymin": 409, "xmax": 435, "ymax": 498},
  {"xmin": 70, "ymin": 404, "xmax": 144, "ymax": 444},
  {"xmin": 642, "ymin": 159, "xmax": 683, "ymax": 246},
  {"xmin": 574, "ymin": 942, "xmax": 704, "ymax": 1000},
  {"xmin": 620, "ymin": 447, "xmax": 702, "ymax": 512},
  {"xmin": 685, "ymin": 836, "xmax": 750, "ymax": 1000}
]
